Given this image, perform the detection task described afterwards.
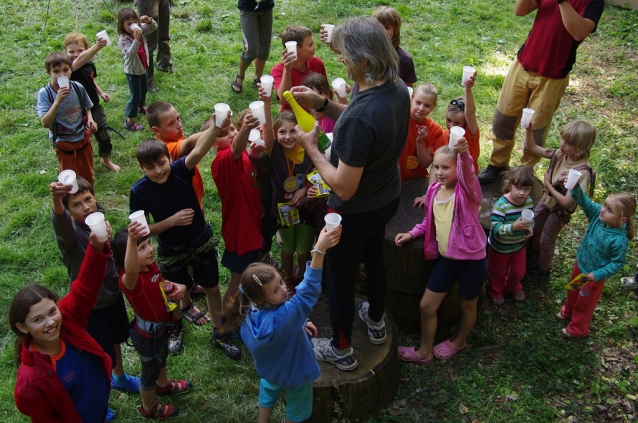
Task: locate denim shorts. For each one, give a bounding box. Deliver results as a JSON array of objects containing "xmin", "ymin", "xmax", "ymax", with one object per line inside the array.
[
  {"xmin": 427, "ymin": 256, "xmax": 487, "ymax": 300},
  {"xmin": 221, "ymin": 248, "xmax": 260, "ymax": 274}
]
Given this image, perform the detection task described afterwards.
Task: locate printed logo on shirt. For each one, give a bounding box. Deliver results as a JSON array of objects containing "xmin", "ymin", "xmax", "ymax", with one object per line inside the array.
[
  {"xmin": 151, "ymin": 273, "xmax": 161, "ymax": 283},
  {"xmin": 64, "ymin": 369, "xmax": 76, "ymax": 382}
]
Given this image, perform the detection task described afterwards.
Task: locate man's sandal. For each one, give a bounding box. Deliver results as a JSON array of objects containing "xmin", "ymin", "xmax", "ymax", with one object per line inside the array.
[
  {"xmin": 232, "ymin": 73, "xmax": 244, "ymax": 93},
  {"xmin": 180, "ymin": 301, "xmax": 210, "ymax": 326}
]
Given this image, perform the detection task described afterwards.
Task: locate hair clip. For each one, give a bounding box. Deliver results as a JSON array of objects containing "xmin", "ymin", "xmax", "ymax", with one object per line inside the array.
[
  {"xmin": 252, "ymin": 274, "xmax": 263, "ymax": 286},
  {"xmin": 450, "ymin": 99, "xmax": 465, "ymax": 111}
]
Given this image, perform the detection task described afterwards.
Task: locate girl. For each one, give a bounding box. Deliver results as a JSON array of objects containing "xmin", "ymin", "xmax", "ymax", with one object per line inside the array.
[
  {"xmin": 399, "ymin": 83, "xmax": 444, "ymax": 182},
  {"xmin": 395, "ymin": 139, "xmax": 487, "ymax": 364},
  {"xmin": 371, "ymin": 6, "xmax": 416, "ymax": 89},
  {"xmin": 117, "ymin": 8, "xmax": 157, "ymax": 131},
  {"xmin": 222, "ymin": 226, "xmax": 342, "ymax": 423},
  {"xmin": 487, "ymin": 166, "xmax": 535, "ymax": 305},
  {"xmin": 270, "ymin": 111, "xmax": 317, "ymax": 290},
  {"xmin": 441, "ymin": 70, "xmax": 480, "ymax": 175},
  {"xmin": 522, "ymin": 120, "xmax": 597, "ymax": 283},
  {"xmin": 112, "ymin": 222, "xmax": 189, "ymax": 419},
  {"xmin": 11, "ymin": 229, "xmax": 113, "ymax": 423},
  {"xmin": 301, "ymin": 72, "xmax": 348, "ymax": 134},
  {"xmin": 557, "ymin": 186, "xmax": 635, "ymax": 338}
]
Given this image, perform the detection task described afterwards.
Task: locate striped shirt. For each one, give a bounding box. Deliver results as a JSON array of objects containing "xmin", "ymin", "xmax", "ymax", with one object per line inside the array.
[{"xmin": 488, "ymin": 196, "xmax": 534, "ymax": 254}]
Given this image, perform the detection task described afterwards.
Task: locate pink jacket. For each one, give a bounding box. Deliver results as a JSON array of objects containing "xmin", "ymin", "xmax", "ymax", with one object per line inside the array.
[{"xmin": 409, "ymin": 151, "xmax": 486, "ymax": 260}]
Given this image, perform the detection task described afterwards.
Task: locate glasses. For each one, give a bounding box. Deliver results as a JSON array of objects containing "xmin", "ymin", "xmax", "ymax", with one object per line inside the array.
[{"xmin": 450, "ymin": 99, "xmax": 465, "ymax": 111}]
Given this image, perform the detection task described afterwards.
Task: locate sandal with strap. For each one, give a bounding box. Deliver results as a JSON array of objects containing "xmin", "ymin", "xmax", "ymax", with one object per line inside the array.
[
  {"xmin": 123, "ymin": 119, "xmax": 144, "ymax": 131},
  {"xmin": 156, "ymin": 378, "xmax": 192, "ymax": 394},
  {"xmin": 139, "ymin": 401, "xmax": 180, "ymax": 419},
  {"xmin": 232, "ymin": 73, "xmax": 244, "ymax": 93},
  {"xmin": 180, "ymin": 301, "xmax": 210, "ymax": 326}
]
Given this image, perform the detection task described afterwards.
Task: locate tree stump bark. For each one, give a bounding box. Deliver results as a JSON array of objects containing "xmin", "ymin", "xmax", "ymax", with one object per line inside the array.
[{"xmin": 309, "ymin": 294, "xmax": 398, "ymax": 423}]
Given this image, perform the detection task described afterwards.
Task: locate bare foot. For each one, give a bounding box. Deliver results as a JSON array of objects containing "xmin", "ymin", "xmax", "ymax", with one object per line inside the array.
[{"xmin": 100, "ymin": 157, "xmax": 121, "ymax": 173}]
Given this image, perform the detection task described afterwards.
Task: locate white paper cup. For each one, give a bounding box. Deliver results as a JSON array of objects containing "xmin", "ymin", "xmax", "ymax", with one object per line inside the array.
[
  {"xmin": 85, "ymin": 212, "xmax": 108, "ymax": 242},
  {"xmin": 448, "ymin": 126, "xmax": 465, "ymax": 148},
  {"xmin": 57, "ymin": 76, "xmax": 69, "ymax": 89},
  {"xmin": 521, "ymin": 108, "xmax": 535, "ymax": 128},
  {"xmin": 521, "ymin": 209, "xmax": 534, "ymax": 222},
  {"xmin": 324, "ymin": 213, "xmax": 342, "ymax": 231},
  {"xmin": 248, "ymin": 129, "xmax": 265, "ymax": 146},
  {"xmin": 249, "ymin": 101, "xmax": 266, "ymax": 125},
  {"xmin": 129, "ymin": 23, "xmax": 140, "ymax": 31},
  {"xmin": 564, "ymin": 169, "xmax": 582, "ymax": 190},
  {"xmin": 260, "ymin": 75, "xmax": 274, "ymax": 97},
  {"xmin": 214, "ymin": 103, "xmax": 230, "ymax": 128},
  {"xmin": 285, "ymin": 41, "xmax": 297, "ymax": 60},
  {"xmin": 323, "ymin": 24, "xmax": 335, "ymax": 43},
  {"xmin": 96, "ymin": 30, "xmax": 111, "ymax": 46},
  {"xmin": 462, "ymin": 66, "xmax": 475, "ymax": 87},
  {"xmin": 128, "ymin": 210, "xmax": 150, "ymax": 236},
  {"xmin": 58, "ymin": 169, "xmax": 79, "ymax": 194},
  {"xmin": 331, "ymin": 78, "xmax": 347, "ymax": 98}
]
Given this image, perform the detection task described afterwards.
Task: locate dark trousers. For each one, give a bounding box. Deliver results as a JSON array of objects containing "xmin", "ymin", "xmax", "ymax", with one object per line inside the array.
[
  {"xmin": 327, "ymin": 197, "xmax": 399, "ymax": 350},
  {"xmin": 124, "ymin": 73, "xmax": 148, "ymax": 118}
]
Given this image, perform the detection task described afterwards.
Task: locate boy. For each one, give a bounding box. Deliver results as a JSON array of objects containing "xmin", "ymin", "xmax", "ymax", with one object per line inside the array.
[
  {"xmin": 49, "ymin": 176, "xmax": 140, "ymax": 422},
  {"xmin": 37, "ymin": 52, "xmax": 97, "ymax": 187},
  {"xmin": 129, "ymin": 113, "xmax": 242, "ymax": 361},
  {"xmin": 64, "ymin": 32, "xmax": 121, "ymax": 173},
  {"xmin": 271, "ymin": 25, "xmax": 326, "ymax": 112}
]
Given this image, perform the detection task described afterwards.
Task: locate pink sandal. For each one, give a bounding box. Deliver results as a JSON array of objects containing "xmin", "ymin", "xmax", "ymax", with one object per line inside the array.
[
  {"xmin": 432, "ymin": 338, "xmax": 466, "ymax": 360},
  {"xmin": 397, "ymin": 346, "xmax": 433, "ymax": 365},
  {"xmin": 123, "ymin": 120, "xmax": 144, "ymax": 131}
]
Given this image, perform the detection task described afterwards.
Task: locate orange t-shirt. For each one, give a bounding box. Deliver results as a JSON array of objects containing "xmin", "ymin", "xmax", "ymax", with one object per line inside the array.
[
  {"xmin": 160, "ymin": 138, "xmax": 205, "ymax": 209},
  {"xmin": 441, "ymin": 127, "xmax": 480, "ymax": 175},
  {"xmin": 399, "ymin": 117, "xmax": 445, "ymax": 181}
]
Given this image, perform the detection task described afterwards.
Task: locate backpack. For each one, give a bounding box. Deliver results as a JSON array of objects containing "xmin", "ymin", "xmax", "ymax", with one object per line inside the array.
[{"xmin": 44, "ymin": 81, "xmax": 87, "ymax": 150}]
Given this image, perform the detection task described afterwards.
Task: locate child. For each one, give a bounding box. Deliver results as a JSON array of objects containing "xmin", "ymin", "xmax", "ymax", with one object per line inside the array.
[
  {"xmin": 399, "ymin": 83, "xmax": 445, "ymax": 182},
  {"xmin": 49, "ymin": 176, "xmax": 140, "ymax": 419},
  {"xmin": 301, "ymin": 72, "xmax": 347, "ymax": 134},
  {"xmin": 117, "ymin": 8, "xmax": 157, "ymax": 131},
  {"xmin": 129, "ymin": 114, "xmax": 242, "ymax": 361},
  {"xmin": 487, "ymin": 166, "xmax": 535, "ymax": 305},
  {"xmin": 557, "ymin": 187, "xmax": 635, "ymax": 338},
  {"xmin": 271, "ymin": 111, "xmax": 317, "ymax": 290},
  {"xmin": 36, "ymin": 52, "xmax": 97, "ymax": 187},
  {"xmin": 222, "ymin": 226, "xmax": 342, "ymax": 423},
  {"xmin": 210, "ymin": 108, "xmax": 263, "ymax": 318},
  {"xmin": 11, "ymin": 228, "xmax": 112, "ymax": 422},
  {"xmin": 395, "ymin": 139, "xmax": 487, "ymax": 364},
  {"xmin": 271, "ymin": 25, "xmax": 327, "ymax": 112},
  {"xmin": 441, "ymin": 71, "xmax": 480, "ymax": 175},
  {"xmin": 113, "ymin": 222, "xmax": 189, "ymax": 419},
  {"xmin": 522, "ymin": 120, "xmax": 596, "ymax": 283},
  {"xmin": 64, "ymin": 32, "xmax": 121, "ymax": 172}
]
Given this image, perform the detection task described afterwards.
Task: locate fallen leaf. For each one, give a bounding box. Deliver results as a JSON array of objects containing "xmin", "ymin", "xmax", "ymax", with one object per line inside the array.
[
  {"xmin": 39, "ymin": 170, "xmax": 47, "ymax": 174},
  {"xmin": 506, "ymin": 393, "xmax": 518, "ymax": 402},
  {"xmin": 387, "ymin": 409, "xmax": 401, "ymax": 416},
  {"xmin": 459, "ymin": 403, "xmax": 469, "ymax": 414}
]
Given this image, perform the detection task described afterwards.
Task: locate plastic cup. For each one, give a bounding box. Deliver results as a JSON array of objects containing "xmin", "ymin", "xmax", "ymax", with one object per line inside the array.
[
  {"xmin": 260, "ymin": 75, "xmax": 274, "ymax": 97},
  {"xmin": 129, "ymin": 23, "xmax": 140, "ymax": 31},
  {"xmin": 214, "ymin": 103, "xmax": 230, "ymax": 128},
  {"xmin": 285, "ymin": 41, "xmax": 297, "ymax": 60},
  {"xmin": 448, "ymin": 126, "xmax": 465, "ymax": 148},
  {"xmin": 324, "ymin": 213, "xmax": 342, "ymax": 231},
  {"xmin": 521, "ymin": 108, "xmax": 535, "ymax": 128},
  {"xmin": 462, "ymin": 66, "xmax": 475, "ymax": 87},
  {"xmin": 331, "ymin": 78, "xmax": 347, "ymax": 98},
  {"xmin": 323, "ymin": 24, "xmax": 335, "ymax": 43},
  {"xmin": 57, "ymin": 76, "xmax": 69, "ymax": 89},
  {"xmin": 249, "ymin": 101, "xmax": 266, "ymax": 125},
  {"xmin": 128, "ymin": 210, "xmax": 150, "ymax": 236},
  {"xmin": 564, "ymin": 169, "xmax": 582, "ymax": 190},
  {"xmin": 58, "ymin": 169, "xmax": 79, "ymax": 194},
  {"xmin": 96, "ymin": 30, "xmax": 111, "ymax": 46},
  {"xmin": 248, "ymin": 129, "xmax": 265, "ymax": 146},
  {"xmin": 521, "ymin": 209, "xmax": 534, "ymax": 222},
  {"xmin": 85, "ymin": 212, "xmax": 108, "ymax": 242}
]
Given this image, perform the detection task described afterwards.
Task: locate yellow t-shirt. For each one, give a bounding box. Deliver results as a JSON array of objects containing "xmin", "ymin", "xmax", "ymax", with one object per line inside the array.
[{"xmin": 434, "ymin": 193, "xmax": 455, "ymax": 257}]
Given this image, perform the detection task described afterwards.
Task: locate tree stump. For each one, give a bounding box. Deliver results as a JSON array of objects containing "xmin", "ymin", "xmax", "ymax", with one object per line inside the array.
[{"xmin": 309, "ymin": 294, "xmax": 398, "ymax": 423}]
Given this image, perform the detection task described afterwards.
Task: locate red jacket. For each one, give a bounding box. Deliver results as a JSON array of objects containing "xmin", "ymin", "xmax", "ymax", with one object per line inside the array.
[{"xmin": 14, "ymin": 243, "xmax": 113, "ymax": 423}]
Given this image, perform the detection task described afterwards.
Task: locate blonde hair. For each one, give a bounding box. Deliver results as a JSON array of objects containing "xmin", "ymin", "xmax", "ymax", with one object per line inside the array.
[
  {"xmin": 607, "ymin": 193, "xmax": 636, "ymax": 240},
  {"xmin": 434, "ymin": 146, "xmax": 457, "ymax": 162},
  {"xmin": 63, "ymin": 32, "xmax": 89, "ymax": 50},
  {"xmin": 371, "ymin": 6, "xmax": 402, "ymax": 47},
  {"xmin": 560, "ymin": 120, "xmax": 596, "ymax": 159}
]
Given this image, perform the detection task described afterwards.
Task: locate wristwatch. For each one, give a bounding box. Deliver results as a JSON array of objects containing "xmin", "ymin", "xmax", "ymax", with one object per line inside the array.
[{"xmin": 315, "ymin": 97, "xmax": 329, "ymax": 113}]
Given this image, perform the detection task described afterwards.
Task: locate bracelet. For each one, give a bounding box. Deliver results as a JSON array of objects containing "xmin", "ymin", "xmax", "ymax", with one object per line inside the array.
[
  {"xmin": 315, "ymin": 97, "xmax": 329, "ymax": 113},
  {"xmin": 310, "ymin": 247, "xmax": 326, "ymax": 255}
]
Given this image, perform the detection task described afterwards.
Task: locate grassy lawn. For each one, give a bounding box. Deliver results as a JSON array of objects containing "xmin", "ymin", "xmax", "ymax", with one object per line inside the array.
[{"xmin": 0, "ymin": 0, "xmax": 637, "ymax": 421}]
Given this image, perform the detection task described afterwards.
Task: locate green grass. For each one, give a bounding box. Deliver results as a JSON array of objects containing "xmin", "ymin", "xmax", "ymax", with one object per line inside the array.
[{"xmin": 0, "ymin": 0, "xmax": 638, "ymax": 421}]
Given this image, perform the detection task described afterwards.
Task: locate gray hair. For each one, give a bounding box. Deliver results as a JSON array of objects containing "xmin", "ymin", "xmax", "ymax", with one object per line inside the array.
[{"xmin": 333, "ymin": 17, "xmax": 399, "ymax": 87}]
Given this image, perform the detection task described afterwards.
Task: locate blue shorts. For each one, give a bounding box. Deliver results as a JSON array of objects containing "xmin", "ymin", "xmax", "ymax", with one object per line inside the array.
[
  {"xmin": 221, "ymin": 248, "xmax": 260, "ymax": 274},
  {"xmin": 427, "ymin": 256, "xmax": 487, "ymax": 300},
  {"xmin": 258, "ymin": 379, "xmax": 312, "ymax": 422}
]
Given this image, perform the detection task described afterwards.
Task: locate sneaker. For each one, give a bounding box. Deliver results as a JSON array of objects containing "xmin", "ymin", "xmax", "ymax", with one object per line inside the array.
[
  {"xmin": 212, "ymin": 332, "xmax": 241, "ymax": 361},
  {"xmin": 106, "ymin": 408, "xmax": 116, "ymax": 423},
  {"xmin": 526, "ymin": 251, "xmax": 540, "ymax": 270},
  {"xmin": 478, "ymin": 165, "xmax": 507, "ymax": 184},
  {"xmin": 156, "ymin": 64, "xmax": 176, "ymax": 73},
  {"xmin": 522, "ymin": 267, "xmax": 550, "ymax": 284},
  {"xmin": 261, "ymin": 253, "xmax": 283, "ymax": 272},
  {"xmin": 168, "ymin": 330, "xmax": 183, "ymax": 355},
  {"xmin": 621, "ymin": 277, "xmax": 637, "ymax": 288},
  {"xmin": 312, "ymin": 338, "xmax": 358, "ymax": 371},
  {"xmin": 357, "ymin": 301, "xmax": 387, "ymax": 345},
  {"xmin": 155, "ymin": 378, "xmax": 192, "ymax": 395},
  {"xmin": 139, "ymin": 401, "xmax": 179, "ymax": 419},
  {"xmin": 147, "ymin": 82, "xmax": 160, "ymax": 93},
  {"xmin": 111, "ymin": 373, "xmax": 140, "ymax": 393}
]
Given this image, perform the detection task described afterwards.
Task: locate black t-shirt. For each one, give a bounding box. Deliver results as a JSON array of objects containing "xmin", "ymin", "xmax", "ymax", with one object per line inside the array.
[
  {"xmin": 71, "ymin": 61, "xmax": 99, "ymax": 107},
  {"xmin": 237, "ymin": 0, "xmax": 274, "ymax": 12}
]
